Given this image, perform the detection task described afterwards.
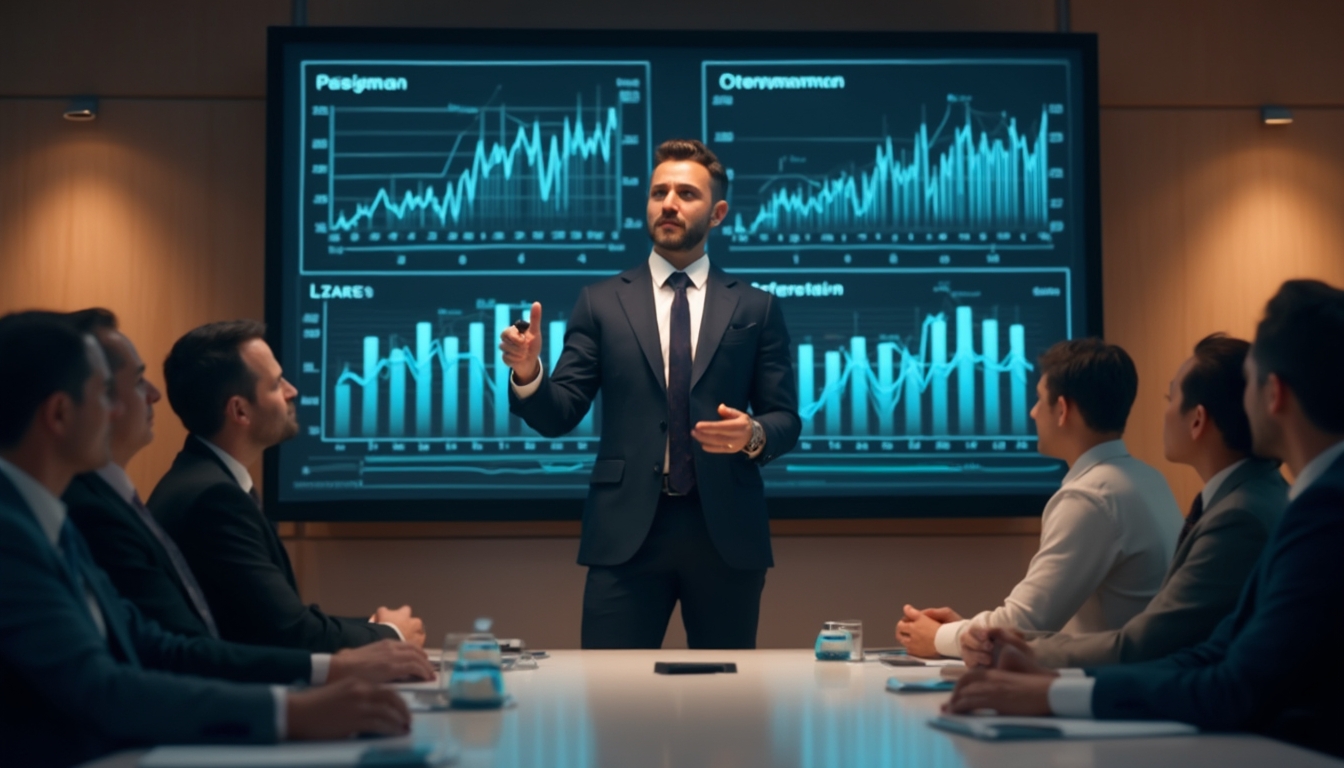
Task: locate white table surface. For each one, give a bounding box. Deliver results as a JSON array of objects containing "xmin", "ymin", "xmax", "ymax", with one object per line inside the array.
[{"xmin": 81, "ymin": 649, "xmax": 1343, "ymax": 768}]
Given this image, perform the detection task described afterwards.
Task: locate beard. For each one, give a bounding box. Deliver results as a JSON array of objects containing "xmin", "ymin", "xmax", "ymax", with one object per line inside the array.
[{"xmin": 647, "ymin": 209, "xmax": 712, "ymax": 252}]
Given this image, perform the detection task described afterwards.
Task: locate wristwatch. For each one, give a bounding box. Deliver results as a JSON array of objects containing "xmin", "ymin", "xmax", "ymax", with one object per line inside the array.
[{"xmin": 742, "ymin": 418, "xmax": 766, "ymax": 455}]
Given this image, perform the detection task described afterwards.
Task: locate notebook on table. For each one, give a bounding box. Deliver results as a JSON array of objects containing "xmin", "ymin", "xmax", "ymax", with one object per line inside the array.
[{"xmin": 930, "ymin": 714, "xmax": 1198, "ymax": 741}]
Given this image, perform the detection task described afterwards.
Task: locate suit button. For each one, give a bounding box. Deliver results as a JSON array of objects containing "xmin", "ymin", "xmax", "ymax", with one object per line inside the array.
[
  {"xmin": 653, "ymin": 464, "xmax": 661, "ymax": 474},
  {"xmin": 659, "ymin": 421, "xmax": 667, "ymax": 432}
]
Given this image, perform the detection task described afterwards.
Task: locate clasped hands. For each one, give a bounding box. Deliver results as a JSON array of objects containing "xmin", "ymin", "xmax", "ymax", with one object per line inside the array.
[{"xmin": 500, "ymin": 302, "xmax": 756, "ymax": 453}]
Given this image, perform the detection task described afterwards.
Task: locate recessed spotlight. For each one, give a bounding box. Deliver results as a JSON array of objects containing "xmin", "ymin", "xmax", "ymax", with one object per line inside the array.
[
  {"xmin": 64, "ymin": 97, "xmax": 98, "ymax": 122},
  {"xmin": 1260, "ymin": 106, "xmax": 1293, "ymax": 125}
]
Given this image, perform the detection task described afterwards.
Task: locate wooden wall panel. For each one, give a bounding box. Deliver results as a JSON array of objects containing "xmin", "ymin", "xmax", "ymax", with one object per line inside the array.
[
  {"xmin": 1075, "ymin": 0, "xmax": 1344, "ymax": 107},
  {"xmin": 0, "ymin": 1, "xmax": 285, "ymax": 97},
  {"xmin": 0, "ymin": 99, "xmax": 267, "ymax": 494},
  {"xmin": 1100, "ymin": 107, "xmax": 1344, "ymax": 505},
  {"xmin": 311, "ymin": 0, "xmax": 1054, "ymax": 32}
]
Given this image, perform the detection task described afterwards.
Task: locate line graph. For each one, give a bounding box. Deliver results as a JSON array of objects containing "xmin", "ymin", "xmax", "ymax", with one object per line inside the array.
[
  {"xmin": 299, "ymin": 61, "xmax": 651, "ymax": 273},
  {"xmin": 702, "ymin": 60, "xmax": 1071, "ymax": 253}
]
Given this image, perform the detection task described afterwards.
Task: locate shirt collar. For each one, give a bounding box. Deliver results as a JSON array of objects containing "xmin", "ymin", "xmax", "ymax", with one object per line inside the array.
[
  {"xmin": 1201, "ymin": 458, "xmax": 1249, "ymax": 510},
  {"xmin": 648, "ymin": 250, "xmax": 710, "ymax": 290},
  {"xmin": 1288, "ymin": 439, "xmax": 1344, "ymax": 500},
  {"xmin": 1062, "ymin": 439, "xmax": 1129, "ymax": 485},
  {"xmin": 0, "ymin": 456, "xmax": 68, "ymax": 546},
  {"xmin": 93, "ymin": 462, "xmax": 138, "ymax": 506},
  {"xmin": 196, "ymin": 437, "xmax": 254, "ymax": 493}
]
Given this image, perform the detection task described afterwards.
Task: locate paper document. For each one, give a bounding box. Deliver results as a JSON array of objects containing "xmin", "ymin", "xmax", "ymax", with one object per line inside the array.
[
  {"xmin": 930, "ymin": 714, "xmax": 1198, "ymax": 741},
  {"xmin": 139, "ymin": 740, "xmax": 455, "ymax": 767}
]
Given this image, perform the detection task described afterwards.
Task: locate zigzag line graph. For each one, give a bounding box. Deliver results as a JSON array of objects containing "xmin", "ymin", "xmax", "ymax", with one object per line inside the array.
[
  {"xmin": 330, "ymin": 101, "xmax": 621, "ymax": 233},
  {"xmin": 735, "ymin": 102, "xmax": 1049, "ymax": 236}
]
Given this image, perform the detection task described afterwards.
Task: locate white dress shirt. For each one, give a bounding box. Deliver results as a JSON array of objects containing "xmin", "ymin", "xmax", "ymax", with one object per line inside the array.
[
  {"xmin": 934, "ymin": 440, "xmax": 1183, "ymax": 657},
  {"xmin": 513, "ymin": 251, "xmax": 762, "ymax": 464},
  {"xmin": 1043, "ymin": 446, "xmax": 1344, "ymax": 718}
]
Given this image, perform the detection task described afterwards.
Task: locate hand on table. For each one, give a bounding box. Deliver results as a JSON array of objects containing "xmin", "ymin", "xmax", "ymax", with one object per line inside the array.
[
  {"xmin": 328, "ymin": 639, "xmax": 435, "ymax": 684},
  {"xmin": 692, "ymin": 404, "xmax": 754, "ymax": 454},
  {"xmin": 895, "ymin": 604, "xmax": 962, "ymax": 658},
  {"xmin": 370, "ymin": 605, "xmax": 425, "ymax": 648},
  {"xmin": 288, "ymin": 678, "xmax": 411, "ymax": 740},
  {"xmin": 961, "ymin": 625, "xmax": 1033, "ymax": 668},
  {"xmin": 943, "ymin": 643, "xmax": 1058, "ymax": 716}
]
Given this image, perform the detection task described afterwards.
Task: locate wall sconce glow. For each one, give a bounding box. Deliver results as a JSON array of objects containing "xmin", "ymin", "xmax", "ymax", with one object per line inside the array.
[
  {"xmin": 64, "ymin": 97, "xmax": 99, "ymax": 122},
  {"xmin": 1260, "ymin": 106, "xmax": 1293, "ymax": 125}
]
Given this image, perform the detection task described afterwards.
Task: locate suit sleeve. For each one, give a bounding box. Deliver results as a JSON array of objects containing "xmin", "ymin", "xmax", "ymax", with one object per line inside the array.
[
  {"xmin": 172, "ymin": 484, "xmax": 393, "ymax": 652},
  {"xmin": 510, "ymin": 286, "xmax": 603, "ymax": 437},
  {"xmin": 66, "ymin": 498, "xmax": 210, "ymax": 638},
  {"xmin": 0, "ymin": 512, "xmax": 277, "ymax": 746},
  {"xmin": 1029, "ymin": 504, "xmax": 1271, "ymax": 668},
  {"xmin": 1088, "ymin": 486, "xmax": 1344, "ymax": 729},
  {"xmin": 747, "ymin": 292, "xmax": 801, "ymax": 466}
]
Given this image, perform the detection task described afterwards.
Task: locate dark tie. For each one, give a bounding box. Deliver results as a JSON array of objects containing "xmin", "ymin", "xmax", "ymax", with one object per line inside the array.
[
  {"xmin": 1177, "ymin": 493, "xmax": 1205, "ymax": 547},
  {"xmin": 129, "ymin": 490, "xmax": 220, "ymax": 638},
  {"xmin": 666, "ymin": 271, "xmax": 696, "ymax": 495},
  {"xmin": 59, "ymin": 519, "xmax": 140, "ymax": 667}
]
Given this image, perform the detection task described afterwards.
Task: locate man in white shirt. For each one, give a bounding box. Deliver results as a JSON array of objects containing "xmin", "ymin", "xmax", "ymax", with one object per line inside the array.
[
  {"xmin": 0, "ymin": 311, "xmax": 412, "ymax": 768},
  {"xmin": 960, "ymin": 334, "xmax": 1287, "ymax": 668},
  {"xmin": 897, "ymin": 338, "xmax": 1182, "ymax": 658},
  {"xmin": 945, "ymin": 279, "xmax": 1344, "ymax": 759},
  {"xmin": 499, "ymin": 139, "xmax": 800, "ymax": 649}
]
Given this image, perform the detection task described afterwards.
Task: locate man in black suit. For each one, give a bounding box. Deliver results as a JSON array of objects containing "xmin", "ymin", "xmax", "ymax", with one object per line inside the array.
[
  {"xmin": 500, "ymin": 139, "xmax": 800, "ymax": 649},
  {"xmin": 946, "ymin": 280, "xmax": 1344, "ymax": 757},
  {"xmin": 0, "ymin": 312, "xmax": 416, "ymax": 768},
  {"xmin": 150, "ymin": 320, "xmax": 425, "ymax": 652}
]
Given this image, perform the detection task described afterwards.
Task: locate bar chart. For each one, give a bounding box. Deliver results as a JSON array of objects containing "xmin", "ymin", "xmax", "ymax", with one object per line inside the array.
[{"xmin": 796, "ymin": 306, "xmax": 1032, "ymax": 439}]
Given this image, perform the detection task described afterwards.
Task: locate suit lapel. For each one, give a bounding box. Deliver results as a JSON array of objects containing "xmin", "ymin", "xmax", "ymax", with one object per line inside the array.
[
  {"xmin": 616, "ymin": 261, "xmax": 667, "ymax": 391},
  {"xmin": 691, "ymin": 267, "xmax": 740, "ymax": 391}
]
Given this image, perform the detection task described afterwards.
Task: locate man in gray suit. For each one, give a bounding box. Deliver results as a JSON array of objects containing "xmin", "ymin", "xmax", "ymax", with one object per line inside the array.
[{"xmin": 962, "ymin": 334, "xmax": 1287, "ymax": 668}]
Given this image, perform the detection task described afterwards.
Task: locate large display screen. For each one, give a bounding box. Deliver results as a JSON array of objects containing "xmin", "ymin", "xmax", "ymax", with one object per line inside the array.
[{"xmin": 265, "ymin": 29, "xmax": 1100, "ymax": 520}]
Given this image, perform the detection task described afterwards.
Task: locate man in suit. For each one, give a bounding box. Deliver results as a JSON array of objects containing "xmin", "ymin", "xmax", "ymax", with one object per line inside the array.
[
  {"xmin": 946, "ymin": 280, "xmax": 1344, "ymax": 757},
  {"xmin": 960, "ymin": 334, "xmax": 1287, "ymax": 668},
  {"xmin": 897, "ymin": 339, "xmax": 1182, "ymax": 657},
  {"xmin": 499, "ymin": 139, "xmax": 800, "ymax": 649},
  {"xmin": 0, "ymin": 311, "xmax": 416, "ymax": 768},
  {"xmin": 150, "ymin": 320, "xmax": 425, "ymax": 652}
]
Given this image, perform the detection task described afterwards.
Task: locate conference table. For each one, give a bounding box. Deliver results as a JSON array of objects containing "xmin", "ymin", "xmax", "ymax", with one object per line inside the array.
[{"xmin": 83, "ymin": 650, "xmax": 1342, "ymax": 768}]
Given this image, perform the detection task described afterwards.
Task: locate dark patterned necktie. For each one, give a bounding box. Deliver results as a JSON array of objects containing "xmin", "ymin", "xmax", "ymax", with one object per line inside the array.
[
  {"xmin": 666, "ymin": 271, "xmax": 696, "ymax": 494},
  {"xmin": 130, "ymin": 490, "xmax": 220, "ymax": 638},
  {"xmin": 1177, "ymin": 493, "xmax": 1204, "ymax": 548}
]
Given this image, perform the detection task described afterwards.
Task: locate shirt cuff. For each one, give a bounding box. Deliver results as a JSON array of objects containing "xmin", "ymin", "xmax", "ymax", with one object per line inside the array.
[
  {"xmin": 934, "ymin": 620, "xmax": 968, "ymax": 658},
  {"xmin": 1047, "ymin": 675, "xmax": 1096, "ymax": 718},
  {"xmin": 510, "ymin": 365, "xmax": 543, "ymax": 398},
  {"xmin": 271, "ymin": 686, "xmax": 288, "ymax": 740},
  {"xmin": 377, "ymin": 622, "xmax": 405, "ymax": 641},
  {"xmin": 310, "ymin": 654, "xmax": 332, "ymax": 685}
]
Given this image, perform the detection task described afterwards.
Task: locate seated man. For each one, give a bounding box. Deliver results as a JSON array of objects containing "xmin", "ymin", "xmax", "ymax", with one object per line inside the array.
[
  {"xmin": 898, "ymin": 339, "xmax": 1182, "ymax": 657},
  {"xmin": 0, "ymin": 312, "xmax": 428, "ymax": 768},
  {"xmin": 946, "ymin": 280, "xmax": 1344, "ymax": 758},
  {"xmin": 962, "ymin": 334, "xmax": 1287, "ymax": 667},
  {"xmin": 149, "ymin": 320, "xmax": 424, "ymax": 652}
]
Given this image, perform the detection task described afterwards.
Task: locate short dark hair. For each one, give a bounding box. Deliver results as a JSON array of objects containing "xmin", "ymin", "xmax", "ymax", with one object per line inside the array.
[
  {"xmin": 0, "ymin": 311, "xmax": 94, "ymax": 449},
  {"xmin": 1251, "ymin": 279, "xmax": 1344, "ymax": 434},
  {"xmin": 163, "ymin": 320, "xmax": 267, "ymax": 438},
  {"xmin": 65, "ymin": 308, "xmax": 126, "ymax": 373},
  {"xmin": 654, "ymin": 139, "xmax": 729, "ymax": 201},
  {"xmin": 1180, "ymin": 334, "xmax": 1253, "ymax": 454},
  {"xmin": 1038, "ymin": 338, "xmax": 1138, "ymax": 434}
]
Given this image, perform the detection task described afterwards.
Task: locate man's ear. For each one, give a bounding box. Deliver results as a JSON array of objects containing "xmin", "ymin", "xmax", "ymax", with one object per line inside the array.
[
  {"xmin": 710, "ymin": 198, "xmax": 729, "ymax": 227},
  {"xmin": 1188, "ymin": 404, "xmax": 1208, "ymax": 441},
  {"xmin": 37, "ymin": 392, "xmax": 75, "ymax": 439},
  {"xmin": 1055, "ymin": 396, "xmax": 1070, "ymax": 428},
  {"xmin": 1266, "ymin": 373, "xmax": 1288, "ymax": 416},
  {"xmin": 223, "ymin": 395, "xmax": 250, "ymax": 428}
]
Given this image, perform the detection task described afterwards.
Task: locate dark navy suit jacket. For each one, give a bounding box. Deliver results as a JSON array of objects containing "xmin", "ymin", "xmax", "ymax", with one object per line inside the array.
[
  {"xmin": 1088, "ymin": 453, "xmax": 1344, "ymax": 756},
  {"xmin": 510, "ymin": 260, "xmax": 801, "ymax": 569},
  {"xmin": 0, "ymin": 473, "xmax": 309, "ymax": 767}
]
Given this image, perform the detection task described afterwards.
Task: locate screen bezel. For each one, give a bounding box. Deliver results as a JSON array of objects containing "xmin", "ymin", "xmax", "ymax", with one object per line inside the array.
[{"xmin": 263, "ymin": 26, "xmax": 1101, "ymax": 522}]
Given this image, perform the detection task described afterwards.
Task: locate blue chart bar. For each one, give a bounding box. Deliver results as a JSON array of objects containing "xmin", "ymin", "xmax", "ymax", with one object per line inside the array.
[
  {"xmin": 930, "ymin": 318, "xmax": 949, "ymax": 436},
  {"xmin": 1010, "ymin": 324, "xmax": 1028, "ymax": 434},
  {"xmin": 795, "ymin": 308, "xmax": 1035, "ymax": 439},
  {"xmin": 362, "ymin": 337, "xmax": 379, "ymax": 437},
  {"xmin": 331, "ymin": 305, "xmax": 597, "ymax": 440}
]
